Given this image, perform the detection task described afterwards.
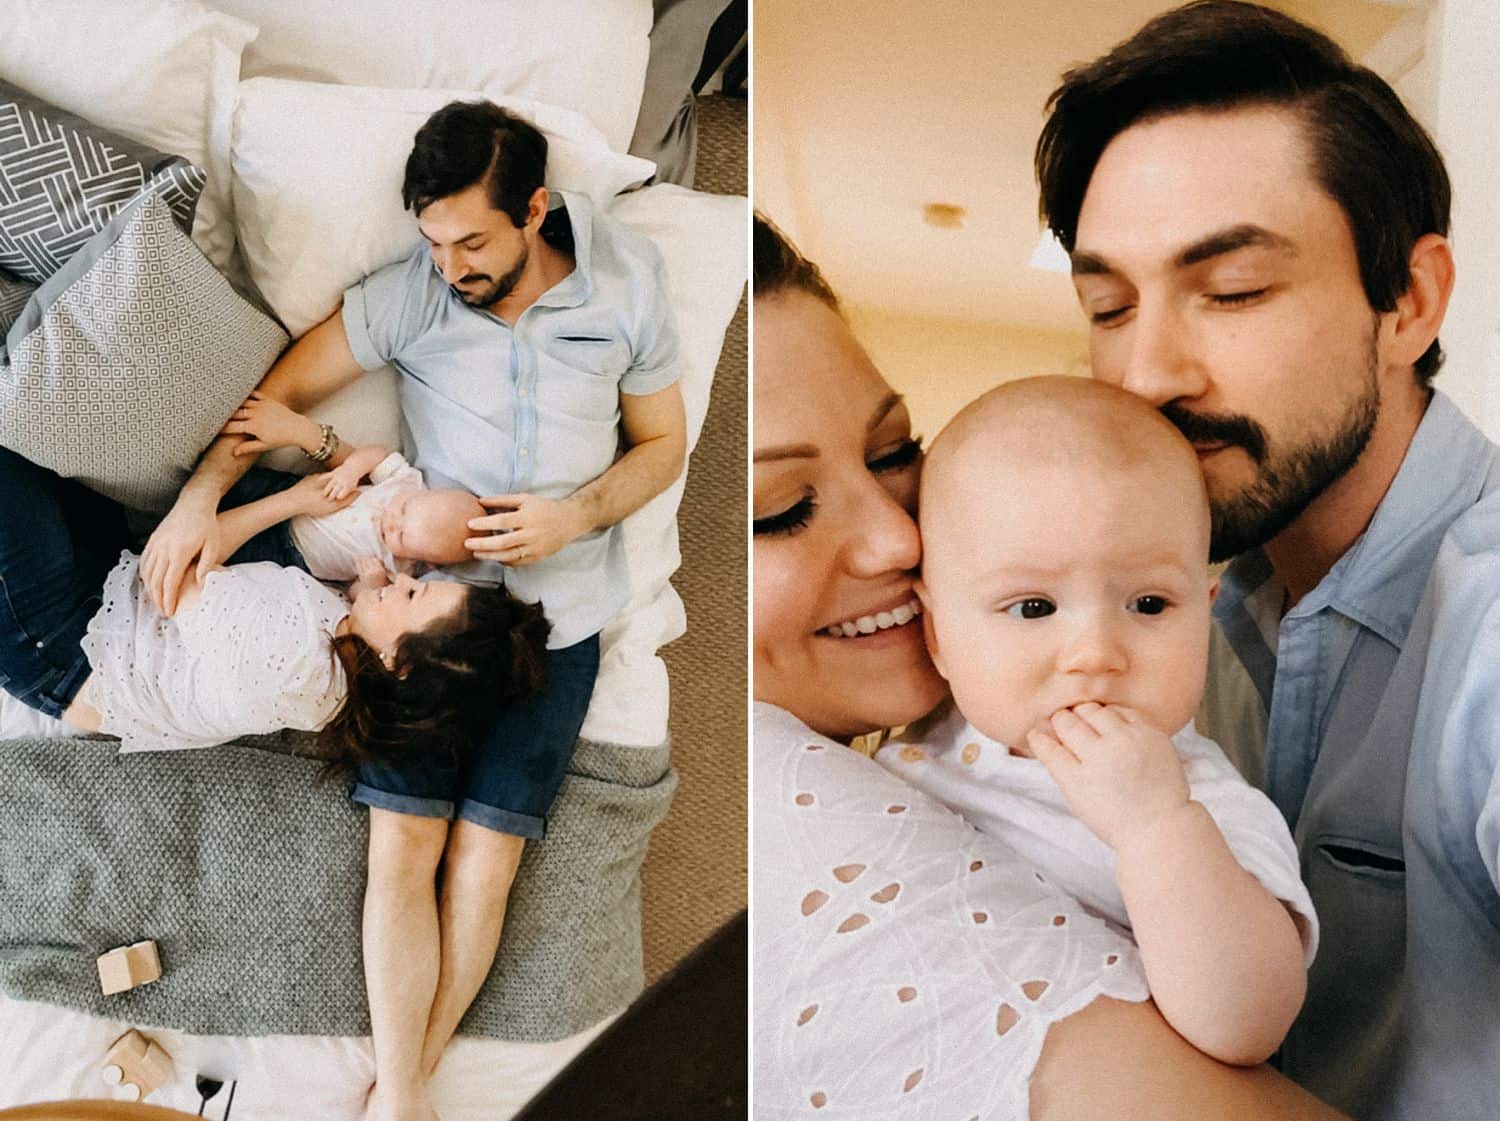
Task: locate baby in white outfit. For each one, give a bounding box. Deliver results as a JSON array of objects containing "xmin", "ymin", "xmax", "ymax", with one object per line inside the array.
[
  {"xmin": 285, "ymin": 443, "xmax": 481, "ymax": 580},
  {"xmin": 880, "ymin": 375, "xmax": 1313, "ymax": 1067},
  {"xmin": 216, "ymin": 392, "xmax": 485, "ymax": 581}
]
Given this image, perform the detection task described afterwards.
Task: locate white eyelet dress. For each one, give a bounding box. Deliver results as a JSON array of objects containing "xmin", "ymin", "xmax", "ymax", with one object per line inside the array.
[
  {"xmin": 753, "ymin": 702, "xmax": 1150, "ymax": 1121},
  {"xmin": 80, "ymin": 553, "xmax": 349, "ymax": 752}
]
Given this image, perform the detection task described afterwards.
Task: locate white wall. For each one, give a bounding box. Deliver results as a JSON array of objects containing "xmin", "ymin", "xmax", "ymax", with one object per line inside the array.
[
  {"xmin": 845, "ymin": 307, "xmax": 1087, "ymax": 438},
  {"xmin": 1428, "ymin": 0, "xmax": 1500, "ymax": 440}
]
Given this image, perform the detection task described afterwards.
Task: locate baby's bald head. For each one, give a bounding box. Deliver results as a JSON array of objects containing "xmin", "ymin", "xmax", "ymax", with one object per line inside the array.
[
  {"xmin": 916, "ymin": 376, "xmax": 1217, "ymax": 750},
  {"xmin": 920, "ymin": 376, "xmax": 1209, "ymax": 562}
]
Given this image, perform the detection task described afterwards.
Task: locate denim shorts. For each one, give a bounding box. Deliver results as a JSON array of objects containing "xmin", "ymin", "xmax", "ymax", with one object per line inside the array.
[
  {"xmin": 351, "ymin": 631, "xmax": 601, "ymax": 839},
  {"xmin": 0, "ymin": 446, "xmax": 131, "ymax": 717}
]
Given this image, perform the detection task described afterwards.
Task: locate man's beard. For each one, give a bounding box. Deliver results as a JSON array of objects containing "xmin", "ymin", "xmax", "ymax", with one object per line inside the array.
[
  {"xmin": 453, "ymin": 245, "xmax": 529, "ymax": 307},
  {"xmin": 1162, "ymin": 330, "xmax": 1381, "ymax": 563}
]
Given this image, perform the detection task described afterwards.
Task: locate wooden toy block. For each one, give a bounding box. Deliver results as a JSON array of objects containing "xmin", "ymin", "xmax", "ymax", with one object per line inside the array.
[
  {"xmin": 101, "ymin": 1029, "xmax": 174, "ymax": 1101},
  {"xmin": 97, "ymin": 939, "xmax": 162, "ymax": 995}
]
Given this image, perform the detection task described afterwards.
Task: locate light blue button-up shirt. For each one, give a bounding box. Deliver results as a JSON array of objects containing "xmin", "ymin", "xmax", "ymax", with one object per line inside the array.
[
  {"xmin": 1200, "ymin": 391, "xmax": 1500, "ymax": 1119},
  {"xmin": 341, "ymin": 190, "xmax": 680, "ymax": 648}
]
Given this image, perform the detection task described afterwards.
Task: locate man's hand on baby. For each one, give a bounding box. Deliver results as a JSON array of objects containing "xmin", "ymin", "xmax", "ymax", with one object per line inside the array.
[
  {"xmin": 220, "ymin": 391, "xmax": 320, "ymax": 458},
  {"xmin": 465, "ymin": 493, "xmax": 590, "ymax": 567},
  {"xmin": 1026, "ymin": 703, "xmax": 1191, "ymax": 850},
  {"xmin": 290, "ymin": 472, "xmax": 359, "ymax": 518}
]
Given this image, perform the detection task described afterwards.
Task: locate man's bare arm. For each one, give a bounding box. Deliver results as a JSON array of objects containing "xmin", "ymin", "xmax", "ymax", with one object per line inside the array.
[
  {"xmin": 142, "ymin": 308, "xmax": 366, "ymax": 613},
  {"xmin": 464, "ymin": 383, "xmax": 688, "ymax": 566}
]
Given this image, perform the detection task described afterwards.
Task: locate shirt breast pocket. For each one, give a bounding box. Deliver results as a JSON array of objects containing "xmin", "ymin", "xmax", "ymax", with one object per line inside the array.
[{"xmin": 550, "ymin": 333, "xmax": 630, "ymax": 380}]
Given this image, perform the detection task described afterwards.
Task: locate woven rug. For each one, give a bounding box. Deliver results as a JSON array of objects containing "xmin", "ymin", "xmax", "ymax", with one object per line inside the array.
[{"xmin": 642, "ymin": 92, "xmax": 747, "ymax": 983}]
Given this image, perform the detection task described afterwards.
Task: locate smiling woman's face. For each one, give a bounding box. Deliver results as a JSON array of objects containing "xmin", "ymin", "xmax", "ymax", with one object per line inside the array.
[{"xmin": 752, "ymin": 291, "xmax": 948, "ymax": 739}]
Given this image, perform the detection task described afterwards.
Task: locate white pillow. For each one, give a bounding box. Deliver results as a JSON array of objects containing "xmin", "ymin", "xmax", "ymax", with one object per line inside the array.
[
  {"xmin": 584, "ymin": 186, "xmax": 747, "ymax": 746},
  {"xmin": 230, "ymin": 78, "xmax": 656, "ymax": 338},
  {"xmin": 0, "ymin": 0, "xmax": 254, "ymax": 275},
  {"xmin": 203, "ymin": 0, "xmax": 651, "ymax": 153}
]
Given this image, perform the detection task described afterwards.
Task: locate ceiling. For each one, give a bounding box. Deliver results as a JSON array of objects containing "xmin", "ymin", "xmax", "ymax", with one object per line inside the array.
[{"xmin": 754, "ymin": 0, "xmax": 1422, "ymax": 331}]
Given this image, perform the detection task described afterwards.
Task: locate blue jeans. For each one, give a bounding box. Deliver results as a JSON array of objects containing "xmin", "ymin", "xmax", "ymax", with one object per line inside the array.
[
  {"xmin": 351, "ymin": 632, "xmax": 602, "ymax": 838},
  {"xmin": 0, "ymin": 453, "xmax": 306, "ymax": 718},
  {"xmin": 0, "ymin": 446, "xmax": 131, "ymax": 717}
]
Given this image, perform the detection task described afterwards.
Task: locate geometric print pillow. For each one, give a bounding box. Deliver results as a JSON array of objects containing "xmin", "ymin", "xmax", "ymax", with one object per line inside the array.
[
  {"xmin": 0, "ymin": 178, "xmax": 288, "ymax": 512},
  {"xmin": 0, "ymin": 269, "xmax": 30, "ymax": 335},
  {"xmin": 0, "ymin": 78, "xmax": 205, "ymax": 284}
]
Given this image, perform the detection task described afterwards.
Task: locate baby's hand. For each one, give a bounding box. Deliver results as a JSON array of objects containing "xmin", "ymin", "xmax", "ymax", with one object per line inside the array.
[
  {"xmin": 354, "ymin": 556, "xmax": 390, "ymax": 586},
  {"xmin": 1026, "ymin": 702, "xmax": 1191, "ymax": 850},
  {"xmin": 290, "ymin": 472, "xmax": 358, "ymax": 518},
  {"xmin": 323, "ymin": 461, "xmax": 364, "ymax": 501}
]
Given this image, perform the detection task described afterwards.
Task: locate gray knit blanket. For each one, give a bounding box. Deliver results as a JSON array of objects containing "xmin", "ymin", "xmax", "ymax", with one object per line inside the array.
[{"xmin": 0, "ymin": 733, "xmax": 675, "ymax": 1041}]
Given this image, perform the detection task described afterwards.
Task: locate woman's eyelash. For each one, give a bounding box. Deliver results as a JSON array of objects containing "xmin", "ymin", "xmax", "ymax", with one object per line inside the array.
[
  {"xmin": 869, "ymin": 437, "xmax": 922, "ymax": 473},
  {"xmin": 753, "ymin": 491, "xmax": 817, "ymax": 537}
]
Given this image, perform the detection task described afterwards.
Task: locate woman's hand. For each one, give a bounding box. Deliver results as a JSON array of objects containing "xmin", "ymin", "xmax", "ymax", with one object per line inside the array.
[
  {"xmin": 1026, "ymin": 702, "xmax": 1191, "ymax": 850},
  {"xmin": 220, "ymin": 391, "xmax": 322, "ymax": 457},
  {"xmin": 290, "ymin": 472, "xmax": 359, "ymax": 518},
  {"xmin": 141, "ymin": 491, "xmax": 221, "ymax": 616}
]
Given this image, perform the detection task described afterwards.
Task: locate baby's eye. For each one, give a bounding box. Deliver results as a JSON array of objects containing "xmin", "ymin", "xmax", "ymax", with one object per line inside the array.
[
  {"xmin": 1004, "ymin": 597, "xmax": 1056, "ymax": 620},
  {"xmin": 1130, "ymin": 595, "xmax": 1169, "ymax": 615}
]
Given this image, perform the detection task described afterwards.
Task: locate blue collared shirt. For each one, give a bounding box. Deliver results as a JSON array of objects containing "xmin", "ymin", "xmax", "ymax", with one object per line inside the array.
[
  {"xmin": 341, "ymin": 190, "xmax": 680, "ymax": 648},
  {"xmin": 1200, "ymin": 391, "xmax": 1500, "ymax": 1119}
]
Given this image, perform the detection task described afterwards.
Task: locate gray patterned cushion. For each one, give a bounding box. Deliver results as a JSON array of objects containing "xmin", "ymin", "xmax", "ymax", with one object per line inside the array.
[
  {"xmin": 0, "ymin": 269, "xmax": 29, "ymax": 334},
  {"xmin": 0, "ymin": 179, "xmax": 288, "ymax": 511},
  {"xmin": 0, "ymin": 78, "xmax": 205, "ymax": 284}
]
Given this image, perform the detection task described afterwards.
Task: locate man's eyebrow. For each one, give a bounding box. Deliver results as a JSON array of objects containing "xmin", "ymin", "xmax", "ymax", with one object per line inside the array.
[
  {"xmin": 753, "ymin": 444, "xmax": 818, "ymax": 464},
  {"xmin": 1174, "ymin": 224, "xmax": 1297, "ymax": 268},
  {"xmin": 421, "ymin": 230, "xmax": 486, "ymax": 246},
  {"xmin": 1070, "ymin": 223, "xmax": 1298, "ymax": 277}
]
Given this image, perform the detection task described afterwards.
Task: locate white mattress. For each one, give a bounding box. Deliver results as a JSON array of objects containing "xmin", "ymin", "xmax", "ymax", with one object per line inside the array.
[{"xmin": 0, "ymin": 994, "xmax": 610, "ymax": 1119}]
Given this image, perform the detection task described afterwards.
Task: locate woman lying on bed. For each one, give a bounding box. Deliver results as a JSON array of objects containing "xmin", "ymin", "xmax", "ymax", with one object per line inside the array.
[{"xmin": 0, "ymin": 443, "xmax": 548, "ymax": 764}]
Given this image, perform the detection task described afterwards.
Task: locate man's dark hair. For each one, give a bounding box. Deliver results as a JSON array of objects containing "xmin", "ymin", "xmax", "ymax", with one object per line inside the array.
[
  {"xmin": 1036, "ymin": 0, "xmax": 1451, "ymax": 383},
  {"xmin": 753, "ymin": 212, "xmax": 841, "ymax": 312},
  {"xmin": 403, "ymin": 100, "xmax": 548, "ymax": 226}
]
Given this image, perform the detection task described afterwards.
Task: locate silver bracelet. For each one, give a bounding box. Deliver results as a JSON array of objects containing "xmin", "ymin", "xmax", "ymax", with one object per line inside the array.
[{"xmin": 306, "ymin": 423, "xmax": 340, "ymax": 463}]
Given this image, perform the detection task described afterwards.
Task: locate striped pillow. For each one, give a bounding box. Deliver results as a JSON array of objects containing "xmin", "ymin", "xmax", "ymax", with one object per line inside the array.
[{"xmin": 0, "ymin": 78, "xmax": 205, "ymax": 284}]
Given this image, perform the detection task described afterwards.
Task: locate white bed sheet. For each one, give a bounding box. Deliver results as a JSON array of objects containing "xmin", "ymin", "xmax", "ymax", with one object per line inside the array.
[{"xmin": 0, "ymin": 994, "xmax": 611, "ymax": 1120}]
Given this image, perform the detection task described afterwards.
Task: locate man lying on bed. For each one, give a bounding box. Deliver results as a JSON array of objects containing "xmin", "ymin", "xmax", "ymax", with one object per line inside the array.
[{"xmin": 142, "ymin": 100, "xmax": 687, "ymax": 1121}]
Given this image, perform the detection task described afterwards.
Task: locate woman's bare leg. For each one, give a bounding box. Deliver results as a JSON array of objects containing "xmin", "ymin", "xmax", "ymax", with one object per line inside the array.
[
  {"xmin": 418, "ymin": 819, "xmax": 526, "ymax": 1079},
  {"xmin": 1031, "ymin": 997, "xmax": 1349, "ymax": 1120},
  {"xmin": 364, "ymin": 808, "xmax": 450, "ymax": 1121}
]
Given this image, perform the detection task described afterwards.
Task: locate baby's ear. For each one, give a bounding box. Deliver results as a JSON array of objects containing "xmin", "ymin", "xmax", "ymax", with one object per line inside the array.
[{"xmin": 914, "ymin": 579, "xmax": 948, "ymax": 681}]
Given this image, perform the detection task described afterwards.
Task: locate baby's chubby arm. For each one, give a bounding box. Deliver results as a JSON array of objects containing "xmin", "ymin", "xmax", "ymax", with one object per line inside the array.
[
  {"xmin": 1028, "ymin": 703, "xmax": 1305, "ymax": 1066},
  {"xmin": 320, "ymin": 444, "xmax": 390, "ymax": 501}
]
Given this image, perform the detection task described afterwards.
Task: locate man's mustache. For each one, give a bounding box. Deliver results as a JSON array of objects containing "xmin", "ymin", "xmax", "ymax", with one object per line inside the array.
[{"xmin": 1160, "ymin": 402, "xmax": 1268, "ymax": 464}]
